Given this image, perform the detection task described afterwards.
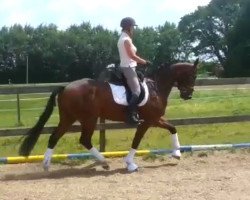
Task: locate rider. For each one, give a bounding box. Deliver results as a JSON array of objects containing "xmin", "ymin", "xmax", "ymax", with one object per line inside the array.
[{"xmin": 117, "ymin": 17, "xmax": 150, "ymax": 125}]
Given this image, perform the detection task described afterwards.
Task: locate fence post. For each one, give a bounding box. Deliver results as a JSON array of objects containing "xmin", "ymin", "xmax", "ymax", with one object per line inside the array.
[
  {"xmin": 99, "ymin": 118, "xmax": 106, "ymax": 152},
  {"xmin": 16, "ymin": 93, "xmax": 21, "ymax": 126}
]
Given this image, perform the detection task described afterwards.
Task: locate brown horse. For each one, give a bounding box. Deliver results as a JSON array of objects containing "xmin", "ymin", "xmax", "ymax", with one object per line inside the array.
[{"xmin": 19, "ymin": 59, "xmax": 199, "ymax": 172}]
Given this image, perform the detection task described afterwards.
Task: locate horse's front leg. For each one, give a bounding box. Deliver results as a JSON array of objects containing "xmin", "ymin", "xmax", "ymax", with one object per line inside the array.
[
  {"xmin": 154, "ymin": 117, "xmax": 181, "ymax": 159},
  {"xmin": 124, "ymin": 121, "xmax": 150, "ymax": 172}
]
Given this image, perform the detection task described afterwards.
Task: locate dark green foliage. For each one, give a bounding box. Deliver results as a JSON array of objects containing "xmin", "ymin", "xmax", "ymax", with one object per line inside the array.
[
  {"xmin": 0, "ymin": 21, "xmax": 184, "ymax": 84},
  {"xmin": 178, "ymin": 0, "xmax": 241, "ymax": 65},
  {"xmin": 0, "ymin": 23, "xmax": 120, "ymax": 83},
  {"xmin": 1, "ymin": 0, "xmax": 250, "ymax": 82},
  {"xmin": 178, "ymin": 0, "xmax": 249, "ymax": 77},
  {"xmin": 225, "ymin": 0, "xmax": 250, "ymax": 77}
]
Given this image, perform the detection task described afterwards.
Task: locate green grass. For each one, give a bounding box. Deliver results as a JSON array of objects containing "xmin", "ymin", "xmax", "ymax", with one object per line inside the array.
[
  {"xmin": 1, "ymin": 88, "xmax": 250, "ymax": 128},
  {"xmin": 0, "ymin": 122, "xmax": 249, "ymax": 157},
  {"xmin": 0, "ymin": 93, "xmax": 59, "ymax": 128},
  {"xmin": 167, "ymin": 88, "xmax": 250, "ymax": 118}
]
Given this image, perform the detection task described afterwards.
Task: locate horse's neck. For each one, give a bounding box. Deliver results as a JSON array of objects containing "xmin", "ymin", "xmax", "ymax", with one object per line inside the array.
[
  {"xmin": 154, "ymin": 72, "xmax": 175, "ymax": 105},
  {"xmin": 159, "ymin": 81, "xmax": 174, "ymax": 105}
]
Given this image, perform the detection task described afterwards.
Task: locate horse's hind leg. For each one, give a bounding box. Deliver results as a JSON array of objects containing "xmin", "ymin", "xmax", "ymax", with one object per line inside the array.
[
  {"xmin": 154, "ymin": 117, "xmax": 181, "ymax": 159},
  {"xmin": 79, "ymin": 117, "xmax": 109, "ymax": 170},
  {"xmin": 43, "ymin": 115, "xmax": 74, "ymax": 171}
]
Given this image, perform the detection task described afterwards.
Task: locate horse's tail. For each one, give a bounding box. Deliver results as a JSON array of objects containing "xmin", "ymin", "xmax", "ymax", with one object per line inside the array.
[
  {"xmin": 19, "ymin": 86, "xmax": 65, "ymax": 156},
  {"xmin": 194, "ymin": 58, "xmax": 199, "ymax": 67}
]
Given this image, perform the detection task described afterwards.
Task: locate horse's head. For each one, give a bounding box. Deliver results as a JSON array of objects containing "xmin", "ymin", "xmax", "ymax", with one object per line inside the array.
[{"xmin": 172, "ymin": 58, "xmax": 199, "ymax": 100}]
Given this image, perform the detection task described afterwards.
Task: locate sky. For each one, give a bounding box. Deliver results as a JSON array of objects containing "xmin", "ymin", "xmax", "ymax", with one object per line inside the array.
[{"xmin": 0, "ymin": 0, "xmax": 211, "ymax": 31}]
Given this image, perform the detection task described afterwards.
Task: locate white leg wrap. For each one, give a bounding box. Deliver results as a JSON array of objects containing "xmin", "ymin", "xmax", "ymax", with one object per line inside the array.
[
  {"xmin": 171, "ymin": 133, "xmax": 181, "ymax": 158},
  {"xmin": 43, "ymin": 148, "xmax": 53, "ymax": 171},
  {"xmin": 127, "ymin": 162, "xmax": 138, "ymax": 172},
  {"xmin": 172, "ymin": 149, "xmax": 181, "ymax": 158},
  {"xmin": 124, "ymin": 148, "xmax": 136, "ymax": 164},
  {"xmin": 171, "ymin": 133, "xmax": 180, "ymax": 149},
  {"xmin": 89, "ymin": 147, "xmax": 105, "ymax": 162},
  {"xmin": 124, "ymin": 148, "xmax": 138, "ymax": 172}
]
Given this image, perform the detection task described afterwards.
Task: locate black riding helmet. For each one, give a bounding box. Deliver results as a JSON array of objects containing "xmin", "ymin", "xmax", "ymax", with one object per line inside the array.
[{"xmin": 120, "ymin": 17, "xmax": 137, "ymax": 30}]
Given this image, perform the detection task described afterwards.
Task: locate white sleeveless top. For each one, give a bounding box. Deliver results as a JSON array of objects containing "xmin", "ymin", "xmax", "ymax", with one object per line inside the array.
[{"xmin": 117, "ymin": 32, "xmax": 137, "ymax": 68}]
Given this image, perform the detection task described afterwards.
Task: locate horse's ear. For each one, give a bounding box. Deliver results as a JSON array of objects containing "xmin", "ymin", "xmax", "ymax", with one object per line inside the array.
[{"xmin": 193, "ymin": 58, "xmax": 199, "ymax": 69}]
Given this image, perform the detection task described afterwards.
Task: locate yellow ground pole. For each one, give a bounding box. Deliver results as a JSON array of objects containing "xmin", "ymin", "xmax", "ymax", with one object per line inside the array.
[{"xmin": 1, "ymin": 150, "xmax": 151, "ymax": 164}]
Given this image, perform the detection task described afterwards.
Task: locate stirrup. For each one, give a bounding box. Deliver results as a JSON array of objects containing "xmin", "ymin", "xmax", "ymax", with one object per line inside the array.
[
  {"xmin": 126, "ymin": 118, "xmax": 139, "ymax": 125},
  {"xmin": 126, "ymin": 114, "xmax": 139, "ymax": 125}
]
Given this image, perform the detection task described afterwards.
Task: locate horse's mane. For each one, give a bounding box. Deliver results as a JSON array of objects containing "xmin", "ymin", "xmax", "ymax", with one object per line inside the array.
[{"xmin": 145, "ymin": 62, "xmax": 172, "ymax": 80}]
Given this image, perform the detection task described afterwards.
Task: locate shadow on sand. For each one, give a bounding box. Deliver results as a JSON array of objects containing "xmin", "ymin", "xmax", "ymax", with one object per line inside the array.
[{"xmin": 1, "ymin": 162, "xmax": 178, "ymax": 181}]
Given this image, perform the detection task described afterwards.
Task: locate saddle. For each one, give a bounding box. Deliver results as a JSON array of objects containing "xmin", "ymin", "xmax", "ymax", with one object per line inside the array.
[{"xmin": 99, "ymin": 64, "xmax": 146, "ymax": 104}]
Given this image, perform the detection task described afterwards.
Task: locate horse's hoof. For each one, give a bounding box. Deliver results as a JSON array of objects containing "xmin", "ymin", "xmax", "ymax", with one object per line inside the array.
[
  {"xmin": 43, "ymin": 165, "xmax": 49, "ymax": 172},
  {"xmin": 127, "ymin": 163, "xmax": 138, "ymax": 172},
  {"xmin": 43, "ymin": 160, "xmax": 50, "ymax": 172},
  {"xmin": 102, "ymin": 163, "xmax": 110, "ymax": 170},
  {"xmin": 172, "ymin": 149, "xmax": 181, "ymax": 160},
  {"xmin": 172, "ymin": 155, "xmax": 181, "ymax": 160}
]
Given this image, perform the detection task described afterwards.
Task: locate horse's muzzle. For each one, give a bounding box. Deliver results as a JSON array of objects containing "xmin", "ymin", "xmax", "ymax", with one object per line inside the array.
[
  {"xmin": 180, "ymin": 94, "xmax": 192, "ymax": 100},
  {"xmin": 180, "ymin": 89, "xmax": 193, "ymax": 100}
]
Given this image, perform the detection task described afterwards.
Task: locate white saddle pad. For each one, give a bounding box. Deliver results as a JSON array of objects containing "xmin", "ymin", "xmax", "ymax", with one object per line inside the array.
[{"xmin": 109, "ymin": 81, "xmax": 149, "ymax": 106}]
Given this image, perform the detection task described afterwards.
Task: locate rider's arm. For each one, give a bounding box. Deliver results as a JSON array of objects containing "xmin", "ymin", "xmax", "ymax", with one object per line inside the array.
[{"xmin": 124, "ymin": 40, "xmax": 147, "ymax": 65}]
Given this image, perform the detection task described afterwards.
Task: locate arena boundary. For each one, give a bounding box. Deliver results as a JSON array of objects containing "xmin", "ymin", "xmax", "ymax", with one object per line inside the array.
[{"xmin": 0, "ymin": 143, "xmax": 250, "ymax": 164}]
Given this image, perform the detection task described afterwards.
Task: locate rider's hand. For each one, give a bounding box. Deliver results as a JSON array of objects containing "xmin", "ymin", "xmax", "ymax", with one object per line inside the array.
[{"xmin": 145, "ymin": 60, "xmax": 152, "ymax": 66}]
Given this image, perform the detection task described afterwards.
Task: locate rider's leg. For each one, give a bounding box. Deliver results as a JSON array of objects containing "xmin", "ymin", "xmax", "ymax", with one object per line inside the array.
[{"xmin": 120, "ymin": 67, "xmax": 141, "ymax": 125}]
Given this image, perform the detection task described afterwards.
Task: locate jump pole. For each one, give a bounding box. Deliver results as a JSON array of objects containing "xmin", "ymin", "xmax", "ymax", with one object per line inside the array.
[{"xmin": 0, "ymin": 143, "xmax": 250, "ymax": 164}]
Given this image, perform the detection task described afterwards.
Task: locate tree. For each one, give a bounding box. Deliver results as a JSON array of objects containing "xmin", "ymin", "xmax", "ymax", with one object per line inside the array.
[
  {"xmin": 0, "ymin": 25, "xmax": 30, "ymax": 83},
  {"xmin": 133, "ymin": 27, "xmax": 158, "ymax": 63},
  {"xmin": 0, "ymin": 19, "xmax": 196, "ymax": 83},
  {"xmin": 178, "ymin": 0, "xmax": 242, "ymax": 66},
  {"xmin": 154, "ymin": 22, "xmax": 181, "ymax": 65},
  {"xmin": 225, "ymin": 0, "xmax": 250, "ymax": 77}
]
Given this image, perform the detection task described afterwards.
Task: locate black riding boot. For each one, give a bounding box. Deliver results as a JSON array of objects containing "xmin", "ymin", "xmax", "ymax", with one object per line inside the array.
[{"xmin": 127, "ymin": 94, "xmax": 139, "ymax": 125}]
